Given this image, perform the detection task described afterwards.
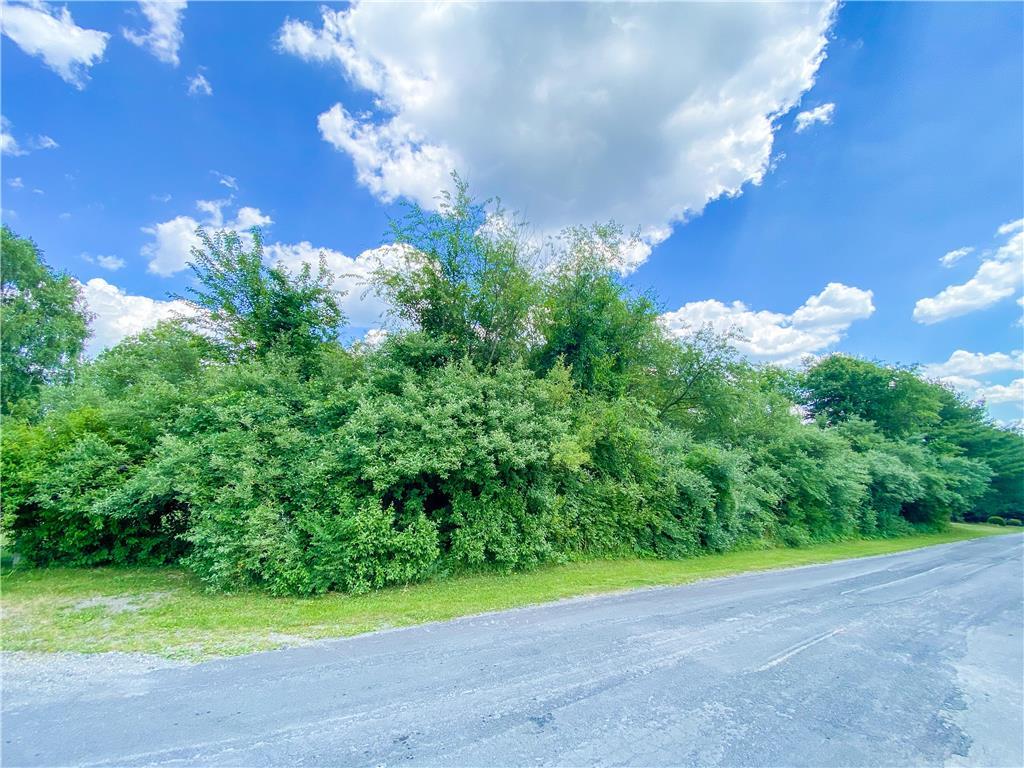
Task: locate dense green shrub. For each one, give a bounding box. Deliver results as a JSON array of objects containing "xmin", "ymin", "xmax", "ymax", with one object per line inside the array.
[
  {"xmin": 987, "ymin": 516, "xmax": 1006, "ymax": 526},
  {"xmin": 4, "ymin": 184, "xmax": 1022, "ymax": 595},
  {"xmin": 1006, "ymin": 518, "xmax": 1022, "ymax": 526}
]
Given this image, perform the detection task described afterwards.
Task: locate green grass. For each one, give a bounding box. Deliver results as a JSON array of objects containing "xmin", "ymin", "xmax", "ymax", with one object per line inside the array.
[{"xmin": 2, "ymin": 523, "xmax": 1017, "ymax": 661}]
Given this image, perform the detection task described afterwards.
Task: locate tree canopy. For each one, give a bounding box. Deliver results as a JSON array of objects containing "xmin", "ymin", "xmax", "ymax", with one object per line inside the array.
[
  {"xmin": 2, "ymin": 187, "xmax": 1020, "ymax": 595},
  {"xmin": 1, "ymin": 226, "xmax": 90, "ymax": 416}
]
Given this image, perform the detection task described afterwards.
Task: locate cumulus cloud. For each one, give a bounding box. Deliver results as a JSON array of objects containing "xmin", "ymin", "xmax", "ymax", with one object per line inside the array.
[
  {"xmin": 922, "ymin": 349, "xmax": 1024, "ymax": 414},
  {"xmin": 794, "ymin": 102, "xmax": 835, "ymax": 132},
  {"xmin": 142, "ymin": 200, "xmax": 272, "ymax": 277},
  {"xmin": 78, "ymin": 277, "xmax": 193, "ymax": 356},
  {"xmin": 1, "ymin": 1, "xmax": 109, "ymax": 88},
  {"xmin": 914, "ymin": 218, "xmax": 1024, "ymax": 324},
  {"xmin": 7, "ymin": 177, "xmax": 23, "ymax": 188},
  {"xmin": 660, "ymin": 282, "xmax": 875, "ymax": 365},
  {"xmin": 123, "ymin": 0, "xmax": 186, "ymax": 66},
  {"xmin": 922, "ymin": 349, "xmax": 1023, "ymax": 380},
  {"xmin": 142, "ymin": 214, "xmax": 202, "ymax": 277},
  {"xmin": 265, "ymin": 241, "xmax": 405, "ymax": 327},
  {"xmin": 1, "ymin": 116, "xmax": 25, "ymax": 156},
  {"xmin": 280, "ymin": 2, "xmax": 836, "ymax": 272},
  {"xmin": 975, "ymin": 379, "xmax": 1024, "ymax": 406},
  {"xmin": 359, "ymin": 327, "xmax": 389, "ymax": 348},
  {"xmin": 187, "ymin": 71, "xmax": 212, "ymax": 96}
]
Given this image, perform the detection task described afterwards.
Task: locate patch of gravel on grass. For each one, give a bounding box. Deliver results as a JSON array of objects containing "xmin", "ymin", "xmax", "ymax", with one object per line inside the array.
[
  {"xmin": 70, "ymin": 591, "xmax": 173, "ymax": 614},
  {"xmin": 1, "ymin": 651, "xmax": 188, "ymax": 711}
]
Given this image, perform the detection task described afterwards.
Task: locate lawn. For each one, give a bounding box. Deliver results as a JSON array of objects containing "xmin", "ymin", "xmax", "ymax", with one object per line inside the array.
[{"xmin": 2, "ymin": 523, "xmax": 1017, "ymax": 661}]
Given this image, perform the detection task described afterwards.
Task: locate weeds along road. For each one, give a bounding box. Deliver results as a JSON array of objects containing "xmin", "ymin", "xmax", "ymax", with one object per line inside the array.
[{"xmin": 4, "ymin": 534, "xmax": 1022, "ymax": 767}]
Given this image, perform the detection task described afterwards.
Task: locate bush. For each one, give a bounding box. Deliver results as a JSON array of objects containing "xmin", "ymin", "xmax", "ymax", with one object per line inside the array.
[
  {"xmin": 1006, "ymin": 518, "xmax": 1022, "ymax": 527},
  {"xmin": 6, "ymin": 186, "xmax": 1024, "ymax": 595},
  {"xmin": 987, "ymin": 516, "xmax": 1006, "ymax": 526}
]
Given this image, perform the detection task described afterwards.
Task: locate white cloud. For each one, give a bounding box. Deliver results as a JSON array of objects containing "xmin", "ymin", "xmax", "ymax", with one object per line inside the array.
[
  {"xmin": 96, "ymin": 255, "xmax": 124, "ymax": 271},
  {"xmin": 998, "ymin": 218, "xmax": 1023, "ymax": 237},
  {"xmin": 212, "ymin": 171, "xmax": 237, "ymax": 190},
  {"xmin": 660, "ymin": 282, "xmax": 874, "ymax": 365},
  {"xmin": 142, "ymin": 214, "xmax": 202, "ymax": 277},
  {"xmin": 195, "ymin": 198, "xmax": 227, "ymax": 226},
  {"xmin": 939, "ymin": 246, "xmax": 973, "ymax": 268},
  {"xmin": 231, "ymin": 206, "xmax": 271, "ymax": 232},
  {"xmin": 1, "ymin": 1, "xmax": 109, "ymax": 88},
  {"xmin": 794, "ymin": 102, "xmax": 835, "ymax": 132},
  {"xmin": 7, "ymin": 177, "xmax": 23, "ymax": 188},
  {"xmin": 187, "ymin": 71, "xmax": 212, "ymax": 96},
  {"xmin": 142, "ymin": 200, "xmax": 272, "ymax": 276},
  {"xmin": 913, "ymin": 218, "xmax": 1024, "ymax": 324},
  {"xmin": 280, "ymin": 2, "xmax": 837, "ymax": 273},
  {"xmin": 82, "ymin": 253, "xmax": 126, "ymax": 271},
  {"xmin": 316, "ymin": 104, "xmax": 457, "ymax": 213},
  {"xmin": 1, "ymin": 116, "xmax": 24, "ymax": 156},
  {"xmin": 924, "ymin": 350, "xmax": 1024, "ymax": 413},
  {"xmin": 265, "ymin": 241, "xmax": 404, "ymax": 327},
  {"xmin": 3, "ymin": 128, "xmax": 60, "ymax": 154},
  {"xmin": 359, "ymin": 327, "xmax": 389, "ymax": 349},
  {"xmin": 78, "ymin": 277, "xmax": 193, "ymax": 356},
  {"xmin": 976, "ymin": 379, "xmax": 1024, "ymax": 406},
  {"xmin": 123, "ymin": 0, "xmax": 186, "ymax": 66},
  {"xmin": 922, "ymin": 349, "xmax": 1023, "ymax": 380},
  {"xmin": 934, "ymin": 375, "xmax": 984, "ymax": 396}
]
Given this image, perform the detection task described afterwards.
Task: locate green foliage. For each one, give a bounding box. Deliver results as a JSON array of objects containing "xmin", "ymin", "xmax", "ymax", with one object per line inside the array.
[
  {"xmin": 533, "ymin": 225, "xmax": 661, "ymax": 396},
  {"xmin": 182, "ymin": 228, "xmax": 344, "ymax": 373},
  {"xmin": 803, "ymin": 355, "xmax": 943, "ymax": 437},
  {"xmin": 4, "ymin": 183, "xmax": 1021, "ymax": 595},
  {"xmin": 373, "ymin": 176, "xmax": 539, "ymax": 368},
  {"xmin": 1006, "ymin": 518, "xmax": 1021, "ymax": 526},
  {"xmin": 1, "ymin": 226, "xmax": 90, "ymax": 416},
  {"xmin": 987, "ymin": 516, "xmax": 1006, "ymax": 526}
]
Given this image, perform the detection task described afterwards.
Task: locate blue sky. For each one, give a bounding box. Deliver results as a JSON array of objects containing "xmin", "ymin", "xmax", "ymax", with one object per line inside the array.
[{"xmin": 2, "ymin": 1, "xmax": 1022, "ymax": 424}]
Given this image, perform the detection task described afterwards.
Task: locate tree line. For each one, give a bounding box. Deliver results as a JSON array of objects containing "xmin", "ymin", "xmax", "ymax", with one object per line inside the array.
[{"xmin": 2, "ymin": 183, "xmax": 1021, "ymax": 594}]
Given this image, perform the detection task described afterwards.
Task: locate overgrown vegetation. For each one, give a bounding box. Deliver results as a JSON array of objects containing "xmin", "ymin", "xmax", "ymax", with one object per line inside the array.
[{"xmin": 2, "ymin": 184, "xmax": 1021, "ymax": 596}]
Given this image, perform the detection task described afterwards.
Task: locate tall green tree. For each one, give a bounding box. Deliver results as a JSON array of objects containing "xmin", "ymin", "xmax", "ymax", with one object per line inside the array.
[
  {"xmin": 181, "ymin": 227, "xmax": 344, "ymax": 372},
  {"xmin": 0, "ymin": 226, "xmax": 90, "ymax": 415},
  {"xmin": 802, "ymin": 355, "xmax": 943, "ymax": 437},
  {"xmin": 373, "ymin": 176, "xmax": 539, "ymax": 368},
  {"xmin": 533, "ymin": 225, "xmax": 662, "ymax": 396}
]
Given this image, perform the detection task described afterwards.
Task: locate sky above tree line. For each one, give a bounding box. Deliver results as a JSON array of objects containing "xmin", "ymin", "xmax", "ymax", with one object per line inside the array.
[{"xmin": 2, "ymin": 1, "xmax": 1022, "ymax": 425}]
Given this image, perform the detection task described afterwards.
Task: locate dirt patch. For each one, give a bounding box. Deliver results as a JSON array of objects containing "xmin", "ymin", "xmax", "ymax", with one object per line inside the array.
[{"xmin": 70, "ymin": 591, "xmax": 173, "ymax": 615}]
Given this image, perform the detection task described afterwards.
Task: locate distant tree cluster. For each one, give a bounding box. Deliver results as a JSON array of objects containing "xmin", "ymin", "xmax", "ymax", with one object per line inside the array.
[{"xmin": 1, "ymin": 186, "xmax": 1020, "ymax": 595}]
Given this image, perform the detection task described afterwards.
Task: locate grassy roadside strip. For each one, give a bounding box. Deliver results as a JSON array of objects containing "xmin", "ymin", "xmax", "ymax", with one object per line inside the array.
[{"xmin": 2, "ymin": 523, "xmax": 1018, "ymax": 661}]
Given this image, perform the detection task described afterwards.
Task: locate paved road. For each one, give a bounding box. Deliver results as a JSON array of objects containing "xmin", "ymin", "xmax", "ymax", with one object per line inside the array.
[{"xmin": 4, "ymin": 535, "xmax": 1022, "ymax": 767}]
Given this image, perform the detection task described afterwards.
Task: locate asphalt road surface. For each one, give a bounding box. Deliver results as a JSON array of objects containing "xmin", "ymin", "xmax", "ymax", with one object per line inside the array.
[{"xmin": 4, "ymin": 534, "xmax": 1022, "ymax": 767}]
